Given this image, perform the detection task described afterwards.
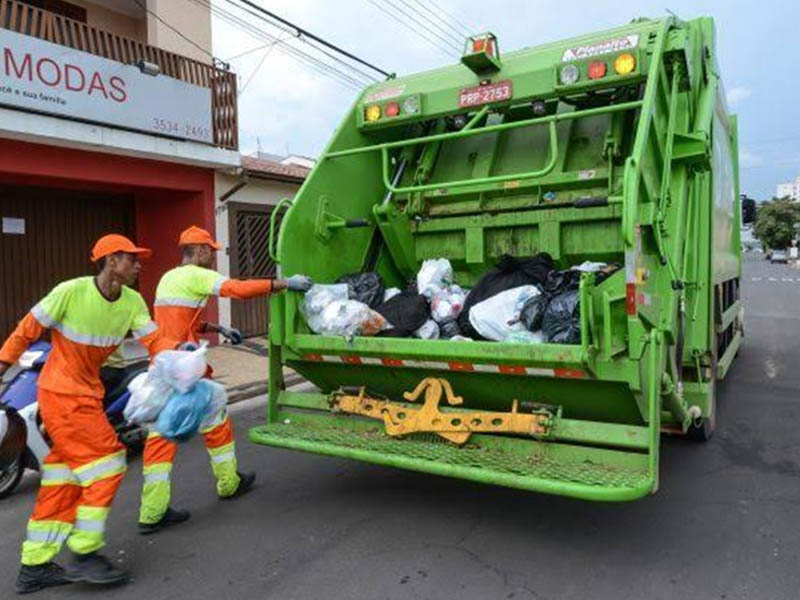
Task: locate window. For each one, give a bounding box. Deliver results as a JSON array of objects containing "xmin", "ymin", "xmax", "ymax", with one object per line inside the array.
[{"xmin": 17, "ymin": 0, "xmax": 87, "ymax": 23}]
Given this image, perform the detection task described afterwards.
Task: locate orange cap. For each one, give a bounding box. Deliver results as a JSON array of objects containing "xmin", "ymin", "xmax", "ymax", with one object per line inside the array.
[
  {"xmin": 178, "ymin": 226, "xmax": 221, "ymax": 251},
  {"xmin": 90, "ymin": 234, "xmax": 152, "ymax": 263}
]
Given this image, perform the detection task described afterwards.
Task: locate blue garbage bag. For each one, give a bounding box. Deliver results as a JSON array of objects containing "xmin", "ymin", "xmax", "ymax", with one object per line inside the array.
[{"xmin": 154, "ymin": 380, "xmax": 213, "ymax": 442}]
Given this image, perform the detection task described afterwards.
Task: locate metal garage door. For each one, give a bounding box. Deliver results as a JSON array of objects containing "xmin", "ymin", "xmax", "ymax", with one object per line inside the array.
[
  {"xmin": 228, "ymin": 201, "xmax": 280, "ymax": 338},
  {"xmin": 1, "ymin": 184, "xmax": 135, "ymax": 338}
]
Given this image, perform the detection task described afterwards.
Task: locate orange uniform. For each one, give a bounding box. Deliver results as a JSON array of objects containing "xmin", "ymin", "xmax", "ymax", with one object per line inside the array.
[
  {"xmin": 139, "ymin": 264, "xmax": 274, "ymax": 524},
  {"xmin": 0, "ymin": 276, "xmax": 175, "ymax": 565}
]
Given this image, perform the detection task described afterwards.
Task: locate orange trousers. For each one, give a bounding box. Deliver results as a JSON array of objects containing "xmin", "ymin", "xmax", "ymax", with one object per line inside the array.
[{"xmin": 21, "ymin": 389, "xmax": 126, "ymax": 565}]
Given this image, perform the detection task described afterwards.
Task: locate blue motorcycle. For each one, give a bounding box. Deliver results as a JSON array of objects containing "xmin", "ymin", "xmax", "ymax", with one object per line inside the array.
[{"xmin": 0, "ymin": 340, "xmax": 149, "ymax": 499}]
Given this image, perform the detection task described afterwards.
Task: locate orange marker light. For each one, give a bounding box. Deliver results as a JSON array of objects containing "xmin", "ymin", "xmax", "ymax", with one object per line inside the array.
[{"xmin": 614, "ymin": 53, "xmax": 636, "ymax": 75}]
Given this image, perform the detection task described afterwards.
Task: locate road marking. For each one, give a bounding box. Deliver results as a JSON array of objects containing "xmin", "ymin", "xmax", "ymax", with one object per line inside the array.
[
  {"xmin": 782, "ymin": 278, "xmax": 794, "ymax": 282},
  {"xmin": 751, "ymin": 277, "xmax": 762, "ymax": 282},
  {"xmin": 764, "ymin": 359, "xmax": 778, "ymax": 379},
  {"xmin": 768, "ymin": 277, "xmax": 778, "ymax": 282}
]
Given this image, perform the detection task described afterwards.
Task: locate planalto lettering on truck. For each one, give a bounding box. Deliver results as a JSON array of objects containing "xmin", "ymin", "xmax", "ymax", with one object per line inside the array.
[
  {"xmin": 250, "ymin": 16, "xmax": 742, "ymax": 502},
  {"xmin": 3, "ymin": 47, "xmax": 128, "ymax": 102}
]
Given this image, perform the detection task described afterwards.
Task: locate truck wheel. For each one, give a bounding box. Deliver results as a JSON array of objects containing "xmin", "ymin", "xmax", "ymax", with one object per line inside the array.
[{"xmin": 0, "ymin": 456, "xmax": 24, "ymax": 499}]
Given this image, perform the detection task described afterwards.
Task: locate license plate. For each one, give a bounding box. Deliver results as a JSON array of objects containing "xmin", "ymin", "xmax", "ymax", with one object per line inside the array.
[{"xmin": 458, "ymin": 80, "xmax": 513, "ymax": 108}]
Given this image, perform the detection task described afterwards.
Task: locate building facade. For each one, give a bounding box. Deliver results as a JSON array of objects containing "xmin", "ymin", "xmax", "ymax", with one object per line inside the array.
[
  {"xmin": 776, "ymin": 177, "xmax": 800, "ymax": 201},
  {"xmin": 0, "ymin": 0, "xmax": 239, "ymax": 337}
]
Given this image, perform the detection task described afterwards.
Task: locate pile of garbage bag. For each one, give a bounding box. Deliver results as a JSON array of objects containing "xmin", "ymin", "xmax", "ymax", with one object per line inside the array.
[
  {"xmin": 299, "ymin": 256, "xmax": 618, "ymax": 345},
  {"xmin": 124, "ymin": 343, "xmax": 228, "ymax": 442}
]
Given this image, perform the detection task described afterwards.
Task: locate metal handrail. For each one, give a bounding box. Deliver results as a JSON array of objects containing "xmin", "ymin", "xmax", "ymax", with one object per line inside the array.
[
  {"xmin": 269, "ymin": 198, "xmax": 293, "ymax": 263},
  {"xmin": 324, "ymin": 100, "xmax": 643, "ymax": 195}
]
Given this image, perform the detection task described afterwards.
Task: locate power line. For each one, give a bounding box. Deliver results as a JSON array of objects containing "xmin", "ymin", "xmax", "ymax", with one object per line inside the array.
[
  {"xmin": 239, "ymin": 34, "xmax": 285, "ymax": 94},
  {"xmin": 232, "ymin": 0, "xmax": 391, "ymax": 78},
  {"xmin": 393, "ymin": 0, "xmax": 464, "ymax": 49},
  {"xmin": 226, "ymin": 42, "xmax": 275, "ymax": 62},
  {"xmin": 408, "ymin": 0, "xmax": 471, "ymax": 42},
  {"xmin": 188, "ymin": 0, "xmax": 368, "ymax": 91},
  {"xmin": 131, "ymin": 0, "xmax": 216, "ymax": 61},
  {"xmin": 216, "ymin": 0, "xmax": 375, "ymax": 87},
  {"xmin": 365, "ymin": 0, "xmax": 460, "ymax": 58},
  {"xmin": 426, "ymin": 0, "xmax": 477, "ymax": 36}
]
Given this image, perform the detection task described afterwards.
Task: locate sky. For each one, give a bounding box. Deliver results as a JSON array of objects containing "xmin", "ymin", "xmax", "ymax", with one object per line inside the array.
[{"xmin": 209, "ymin": 0, "xmax": 800, "ymax": 201}]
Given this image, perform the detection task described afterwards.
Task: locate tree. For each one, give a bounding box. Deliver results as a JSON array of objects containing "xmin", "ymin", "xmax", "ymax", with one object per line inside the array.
[{"xmin": 754, "ymin": 198, "xmax": 800, "ymax": 249}]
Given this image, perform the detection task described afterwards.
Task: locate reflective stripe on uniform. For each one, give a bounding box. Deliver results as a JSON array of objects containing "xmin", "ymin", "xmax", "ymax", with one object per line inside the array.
[
  {"xmin": 154, "ymin": 297, "xmax": 207, "ymax": 308},
  {"xmin": 211, "ymin": 276, "xmax": 228, "ymax": 296},
  {"xmin": 40, "ymin": 463, "xmax": 78, "ymax": 487},
  {"xmin": 67, "ymin": 506, "xmax": 110, "ymax": 555},
  {"xmin": 208, "ymin": 441, "xmax": 236, "ymax": 464},
  {"xmin": 73, "ymin": 450, "xmax": 126, "ymax": 487},
  {"xmin": 53, "ymin": 322, "xmax": 124, "ymax": 347},
  {"xmin": 21, "ymin": 520, "xmax": 73, "ymax": 566},
  {"xmin": 139, "ymin": 463, "xmax": 173, "ymax": 525},
  {"xmin": 132, "ymin": 320, "xmax": 158, "ymax": 339},
  {"xmin": 31, "ymin": 303, "xmax": 57, "ymax": 328}
]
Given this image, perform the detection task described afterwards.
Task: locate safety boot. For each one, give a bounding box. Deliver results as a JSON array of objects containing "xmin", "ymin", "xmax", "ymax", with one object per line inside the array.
[
  {"xmin": 15, "ymin": 562, "xmax": 71, "ymax": 594},
  {"xmin": 220, "ymin": 471, "xmax": 256, "ymax": 500},
  {"xmin": 63, "ymin": 552, "xmax": 129, "ymax": 586},
  {"xmin": 138, "ymin": 507, "xmax": 191, "ymax": 535}
]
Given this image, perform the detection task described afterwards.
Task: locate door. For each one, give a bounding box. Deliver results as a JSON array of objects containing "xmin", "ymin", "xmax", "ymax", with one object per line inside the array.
[
  {"xmin": 228, "ymin": 201, "xmax": 280, "ymax": 337},
  {"xmin": 1, "ymin": 184, "xmax": 135, "ymax": 338}
]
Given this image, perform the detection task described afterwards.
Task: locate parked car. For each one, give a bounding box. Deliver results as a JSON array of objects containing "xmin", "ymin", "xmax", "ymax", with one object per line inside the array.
[{"xmin": 771, "ymin": 250, "xmax": 788, "ymax": 264}]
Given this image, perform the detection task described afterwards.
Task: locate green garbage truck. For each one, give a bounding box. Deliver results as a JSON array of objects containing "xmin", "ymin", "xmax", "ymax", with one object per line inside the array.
[{"xmin": 250, "ymin": 15, "xmax": 742, "ymax": 501}]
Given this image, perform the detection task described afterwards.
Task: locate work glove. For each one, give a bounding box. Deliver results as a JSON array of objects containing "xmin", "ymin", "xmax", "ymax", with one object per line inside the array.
[
  {"xmin": 219, "ymin": 326, "xmax": 243, "ymax": 345},
  {"xmin": 286, "ymin": 274, "xmax": 313, "ymax": 292}
]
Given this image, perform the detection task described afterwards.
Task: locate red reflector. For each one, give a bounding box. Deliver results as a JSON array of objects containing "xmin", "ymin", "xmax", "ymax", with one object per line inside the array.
[
  {"xmin": 587, "ymin": 61, "xmax": 606, "ymax": 79},
  {"xmin": 340, "ymin": 356, "xmax": 362, "ymax": 365},
  {"xmin": 385, "ymin": 101, "xmax": 400, "ymax": 117},
  {"xmin": 448, "ymin": 361, "xmax": 474, "ymax": 372},
  {"xmin": 304, "ymin": 353, "xmax": 323, "ymax": 361},
  {"xmin": 625, "ymin": 283, "xmax": 637, "ymax": 315},
  {"xmin": 381, "ymin": 358, "xmax": 403, "ymax": 367},
  {"xmin": 554, "ymin": 368, "xmax": 587, "ymax": 379},
  {"xmin": 498, "ymin": 365, "xmax": 527, "ymax": 375}
]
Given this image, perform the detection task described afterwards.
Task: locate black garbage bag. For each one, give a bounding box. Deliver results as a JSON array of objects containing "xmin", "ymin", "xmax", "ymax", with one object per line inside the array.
[
  {"xmin": 542, "ymin": 269, "xmax": 581, "ymax": 295},
  {"xmin": 439, "ymin": 320, "xmax": 462, "ymax": 339},
  {"xmin": 457, "ymin": 253, "xmax": 554, "ymax": 339},
  {"xmin": 375, "ymin": 292, "xmax": 430, "ymax": 337},
  {"xmin": 541, "ymin": 290, "xmax": 581, "ymax": 344},
  {"xmin": 519, "ymin": 294, "xmax": 549, "ymax": 332},
  {"xmin": 336, "ymin": 272, "xmax": 385, "ymax": 309}
]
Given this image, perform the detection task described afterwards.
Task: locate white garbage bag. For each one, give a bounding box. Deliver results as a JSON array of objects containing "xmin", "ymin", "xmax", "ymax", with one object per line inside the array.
[
  {"xmin": 414, "ymin": 319, "xmax": 440, "ymax": 340},
  {"xmin": 571, "ymin": 261, "xmax": 607, "ymax": 273},
  {"xmin": 312, "ymin": 300, "xmax": 390, "ymax": 338},
  {"xmin": 123, "ymin": 371, "xmax": 174, "ymax": 424},
  {"xmin": 416, "ymin": 258, "xmax": 453, "ymax": 298},
  {"xmin": 198, "ymin": 379, "xmax": 229, "ymax": 430},
  {"xmin": 468, "ymin": 285, "xmax": 541, "ymax": 342},
  {"xmin": 430, "ymin": 285, "xmax": 467, "ymax": 323},
  {"xmin": 506, "ymin": 330, "xmax": 545, "ymax": 344},
  {"xmin": 151, "ymin": 343, "xmax": 208, "ymax": 394},
  {"xmin": 301, "ymin": 284, "xmax": 350, "ymax": 333}
]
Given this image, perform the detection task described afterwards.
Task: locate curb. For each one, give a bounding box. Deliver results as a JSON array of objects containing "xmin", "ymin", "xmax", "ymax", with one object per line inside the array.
[{"xmin": 226, "ymin": 373, "xmax": 304, "ymax": 405}]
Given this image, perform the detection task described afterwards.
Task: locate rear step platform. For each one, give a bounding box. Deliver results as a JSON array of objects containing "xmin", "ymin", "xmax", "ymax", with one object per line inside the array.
[{"xmin": 250, "ymin": 413, "xmax": 654, "ymax": 501}]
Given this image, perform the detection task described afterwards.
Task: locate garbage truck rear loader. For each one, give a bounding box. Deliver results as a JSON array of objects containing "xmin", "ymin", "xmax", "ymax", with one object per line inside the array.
[{"xmin": 250, "ymin": 16, "xmax": 742, "ymax": 501}]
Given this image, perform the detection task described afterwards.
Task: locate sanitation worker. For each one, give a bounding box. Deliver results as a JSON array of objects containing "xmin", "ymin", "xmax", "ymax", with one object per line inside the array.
[
  {"xmin": 137, "ymin": 225, "xmax": 312, "ymax": 534},
  {"xmin": 0, "ymin": 234, "xmax": 179, "ymax": 593}
]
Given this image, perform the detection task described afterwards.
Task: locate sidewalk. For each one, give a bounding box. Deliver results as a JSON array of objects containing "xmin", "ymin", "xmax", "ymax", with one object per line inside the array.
[{"xmin": 207, "ymin": 336, "xmax": 302, "ymax": 403}]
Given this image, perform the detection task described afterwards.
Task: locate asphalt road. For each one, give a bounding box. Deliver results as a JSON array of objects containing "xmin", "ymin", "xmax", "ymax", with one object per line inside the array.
[{"xmin": 2, "ymin": 254, "xmax": 798, "ymax": 600}]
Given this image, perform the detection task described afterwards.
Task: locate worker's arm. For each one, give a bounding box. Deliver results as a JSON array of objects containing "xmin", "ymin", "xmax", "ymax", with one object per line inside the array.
[
  {"xmin": 0, "ymin": 280, "xmax": 73, "ymax": 375},
  {"xmin": 218, "ymin": 275, "xmax": 312, "ymax": 299},
  {"xmin": 0, "ymin": 313, "xmax": 47, "ymax": 376}
]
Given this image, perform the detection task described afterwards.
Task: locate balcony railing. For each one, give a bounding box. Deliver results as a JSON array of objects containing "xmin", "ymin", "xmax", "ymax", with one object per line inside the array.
[{"xmin": 0, "ymin": 0, "xmax": 238, "ymax": 150}]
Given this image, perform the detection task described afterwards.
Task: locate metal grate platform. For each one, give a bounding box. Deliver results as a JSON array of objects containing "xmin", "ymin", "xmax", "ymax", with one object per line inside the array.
[{"xmin": 250, "ymin": 419, "xmax": 652, "ymax": 500}]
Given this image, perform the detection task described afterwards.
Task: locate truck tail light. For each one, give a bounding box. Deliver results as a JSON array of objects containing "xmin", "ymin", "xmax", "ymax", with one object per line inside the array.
[
  {"xmin": 560, "ymin": 64, "xmax": 580, "ymax": 85},
  {"xmin": 587, "ymin": 60, "xmax": 606, "ymax": 79},
  {"xmin": 385, "ymin": 101, "xmax": 400, "ymax": 117},
  {"xmin": 614, "ymin": 53, "xmax": 636, "ymax": 75}
]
